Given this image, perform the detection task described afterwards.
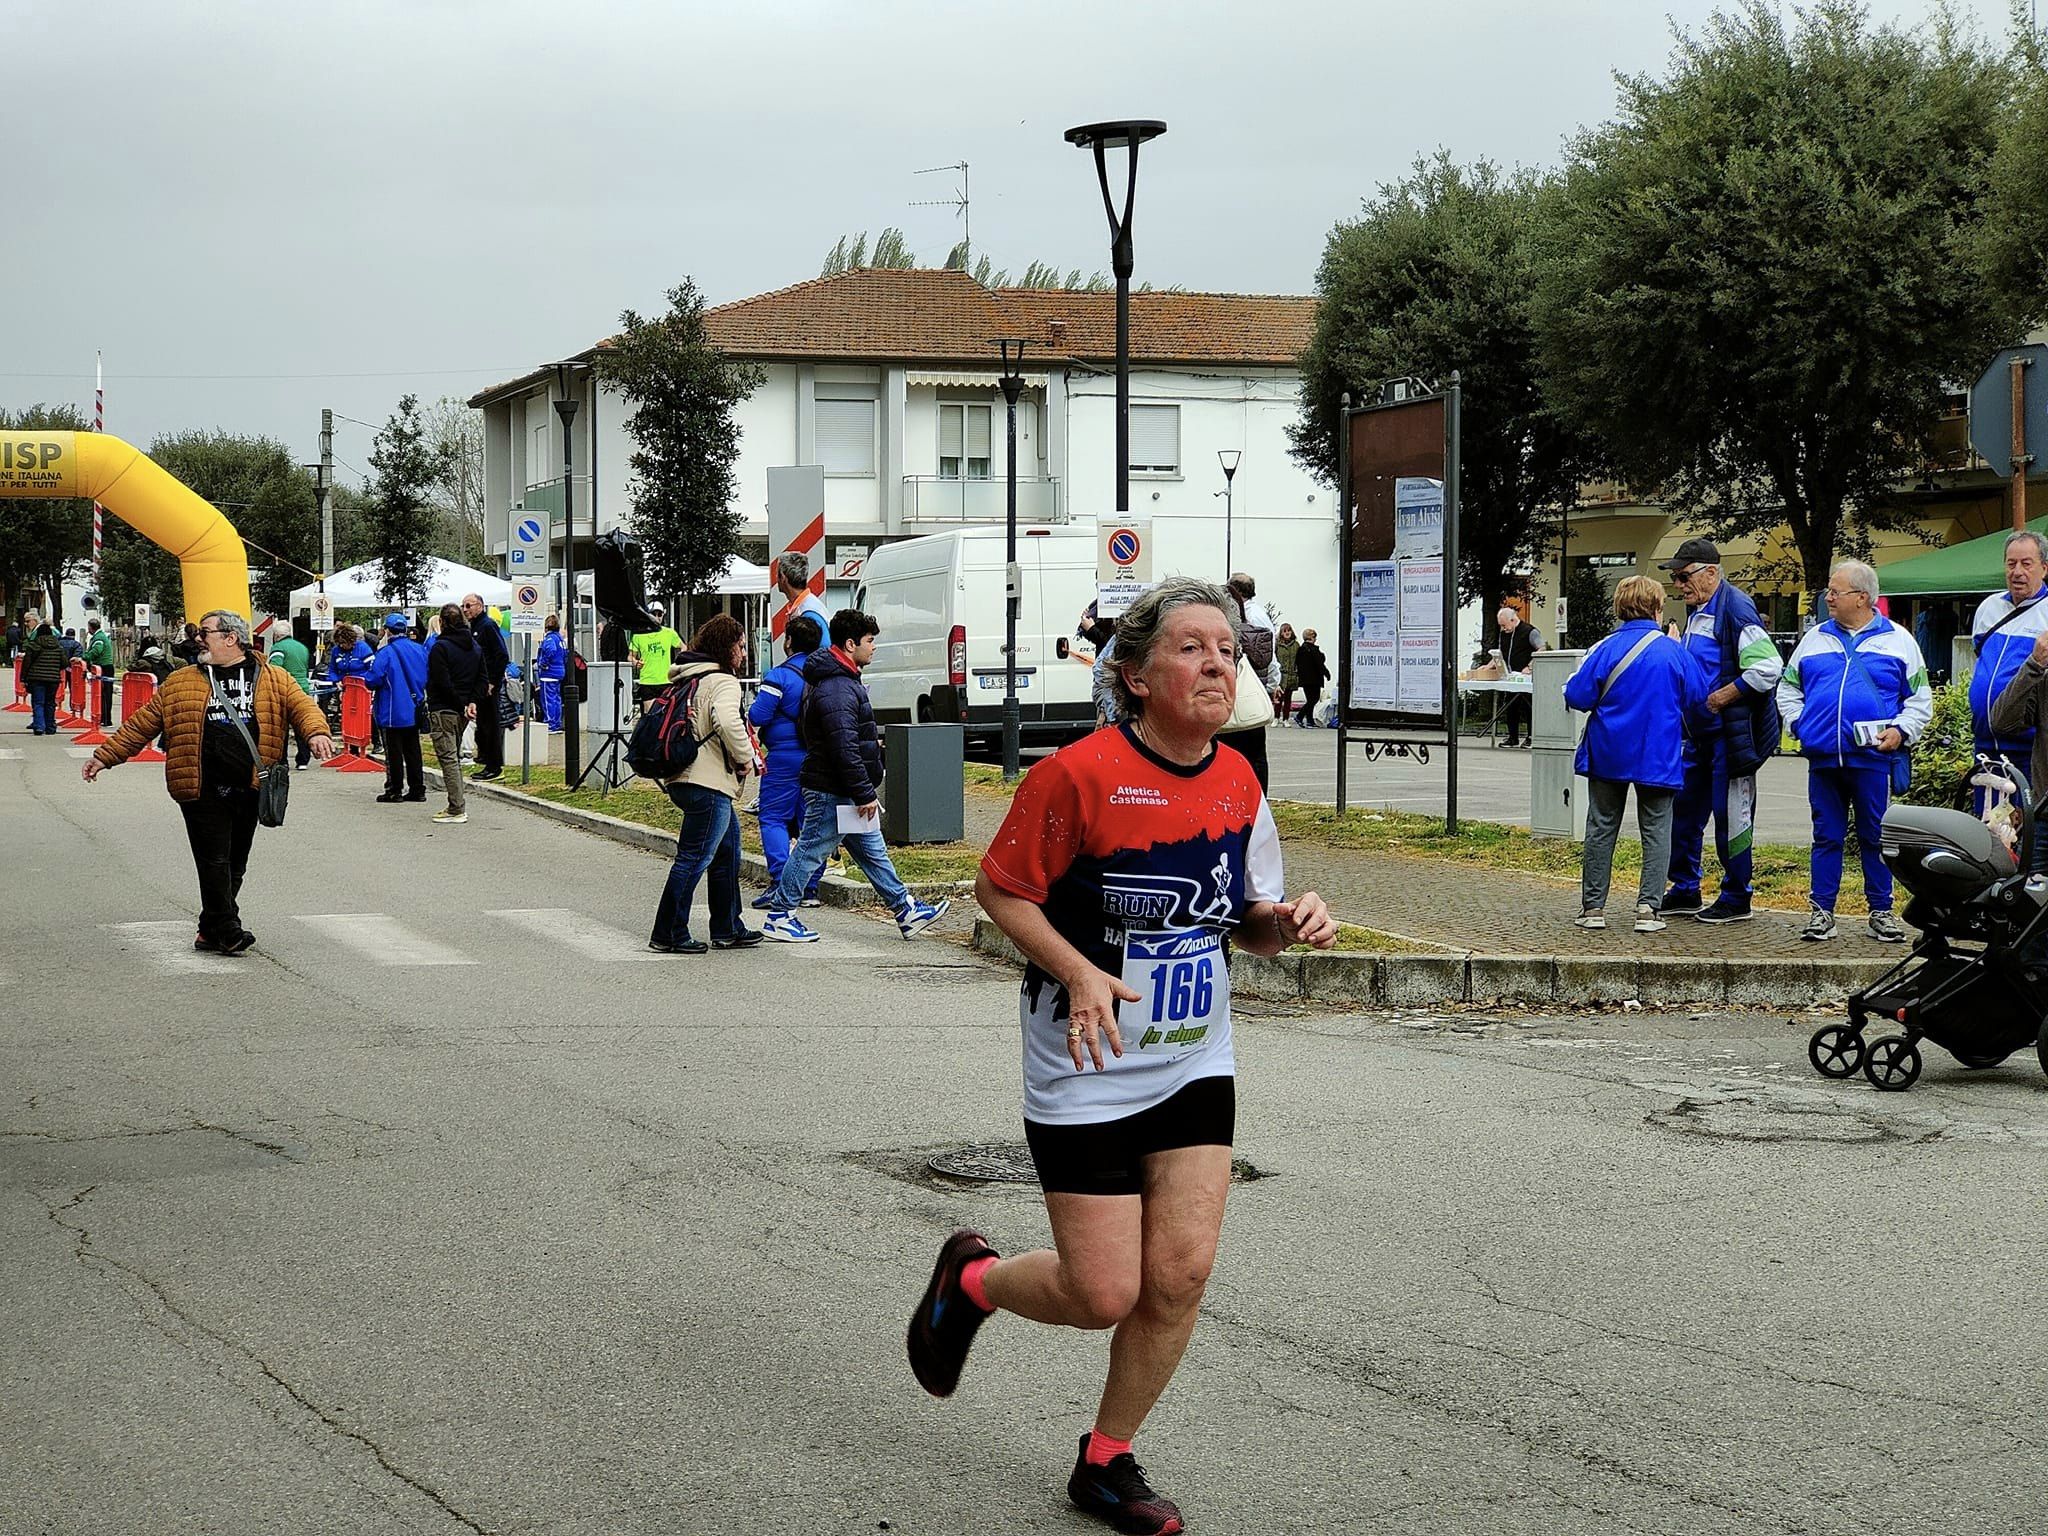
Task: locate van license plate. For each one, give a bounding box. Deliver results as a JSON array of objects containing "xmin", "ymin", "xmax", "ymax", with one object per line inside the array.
[{"xmin": 977, "ymin": 674, "xmax": 1029, "ymax": 689}]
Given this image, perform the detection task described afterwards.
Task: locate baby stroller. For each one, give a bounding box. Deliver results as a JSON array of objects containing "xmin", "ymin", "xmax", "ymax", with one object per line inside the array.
[{"xmin": 1808, "ymin": 756, "xmax": 2048, "ymax": 1091}]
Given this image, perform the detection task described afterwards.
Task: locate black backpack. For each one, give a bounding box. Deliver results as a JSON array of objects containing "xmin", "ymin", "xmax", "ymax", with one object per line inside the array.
[{"xmin": 626, "ymin": 675, "xmax": 704, "ymax": 780}]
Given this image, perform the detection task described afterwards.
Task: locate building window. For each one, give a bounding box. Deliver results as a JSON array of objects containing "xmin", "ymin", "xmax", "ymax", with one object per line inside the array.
[
  {"xmin": 937, "ymin": 402, "xmax": 993, "ymax": 479},
  {"xmin": 1130, "ymin": 404, "xmax": 1179, "ymax": 475},
  {"xmin": 530, "ymin": 424, "xmax": 548, "ymax": 487},
  {"xmin": 815, "ymin": 398, "xmax": 876, "ymax": 477}
]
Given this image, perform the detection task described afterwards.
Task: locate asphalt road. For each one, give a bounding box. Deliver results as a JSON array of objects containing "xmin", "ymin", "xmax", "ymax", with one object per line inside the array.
[{"xmin": 5, "ymin": 717, "xmax": 2045, "ymax": 1535}]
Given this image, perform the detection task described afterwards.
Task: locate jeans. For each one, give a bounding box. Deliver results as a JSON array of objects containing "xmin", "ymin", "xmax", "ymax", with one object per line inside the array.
[
  {"xmin": 1581, "ymin": 778, "xmax": 1675, "ymax": 913},
  {"xmin": 653, "ymin": 782, "xmax": 744, "ymax": 944},
  {"xmin": 27, "ymin": 681, "xmax": 56, "ymax": 734},
  {"xmin": 383, "ymin": 725, "xmax": 425, "ymax": 798},
  {"xmin": 428, "ymin": 710, "xmax": 466, "ymax": 812},
  {"xmin": 768, "ymin": 788, "xmax": 912, "ymax": 913},
  {"xmin": 180, "ymin": 788, "xmax": 260, "ymax": 942},
  {"xmin": 1670, "ymin": 742, "xmax": 1756, "ymax": 902},
  {"xmin": 1808, "ymin": 763, "xmax": 1892, "ymax": 913},
  {"xmin": 756, "ymin": 767, "xmax": 821, "ymax": 894}
]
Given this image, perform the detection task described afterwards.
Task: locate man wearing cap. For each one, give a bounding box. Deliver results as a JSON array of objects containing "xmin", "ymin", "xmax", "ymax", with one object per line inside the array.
[
  {"xmin": 629, "ymin": 602, "xmax": 685, "ymax": 711},
  {"xmin": 1968, "ymin": 531, "xmax": 2048, "ymax": 806},
  {"xmin": 1660, "ymin": 538, "xmax": 1783, "ymax": 923},
  {"xmin": 366, "ymin": 613, "xmax": 430, "ymax": 803}
]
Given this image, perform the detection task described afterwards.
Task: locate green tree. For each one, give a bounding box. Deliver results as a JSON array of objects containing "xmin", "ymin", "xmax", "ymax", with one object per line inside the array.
[
  {"xmin": 596, "ymin": 277, "xmax": 764, "ymax": 599},
  {"xmin": 1535, "ymin": 1, "xmax": 2025, "ymax": 600},
  {"xmin": 1978, "ymin": 12, "xmax": 2048, "ymax": 327},
  {"xmin": 420, "ymin": 396, "xmax": 484, "ymax": 567},
  {"xmin": 0, "ymin": 403, "xmax": 93, "ymax": 621},
  {"xmin": 366, "ymin": 394, "xmax": 440, "ymax": 605},
  {"xmin": 1291, "ymin": 155, "xmax": 1596, "ymax": 608}
]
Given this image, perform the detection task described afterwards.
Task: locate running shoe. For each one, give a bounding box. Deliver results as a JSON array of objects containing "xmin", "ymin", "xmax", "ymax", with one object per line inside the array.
[
  {"xmin": 906, "ymin": 1228, "xmax": 997, "ymax": 1397},
  {"xmin": 762, "ymin": 913, "xmax": 820, "ymax": 944},
  {"xmin": 711, "ymin": 929, "xmax": 764, "ymax": 949},
  {"xmin": 801, "ymin": 895, "xmax": 824, "ymax": 908},
  {"xmin": 1573, "ymin": 908, "xmax": 1607, "ymax": 930},
  {"xmin": 432, "ymin": 810, "xmax": 468, "ymax": 825},
  {"xmin": 1868, "ymin": 909, "xmax": 1907, "ymax": 943},
  {"xmin": 1694, "ymin": 899, "xmax": 1753, "ymax": 924},
  {"xmin": 1067, "ymin": 1434, "xmax": 1184, "ymax": 1535},
  {"xmin": 1661, "ymin": 888, "xmax": 1704, "ymax": 914},
  {"xmin": 896, "ymin": 898, "xmax": 950, "ymax": 940},
  {"xmin": 218, "ymin": 930, "xmax": 256, "ymax": 957},
  {"xmin": 1633, "ymin": 903, "xmax": 1666, "ymax": 934},
  {"xmin": 1801, "ymin": 907, "xmax": 1838, "ymax": 942}
]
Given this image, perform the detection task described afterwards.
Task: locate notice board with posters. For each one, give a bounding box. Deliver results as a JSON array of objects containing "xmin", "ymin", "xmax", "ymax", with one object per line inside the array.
[{"xmin": 1340, "ymin": 396, "xmax": 1450, "ymax": 731}]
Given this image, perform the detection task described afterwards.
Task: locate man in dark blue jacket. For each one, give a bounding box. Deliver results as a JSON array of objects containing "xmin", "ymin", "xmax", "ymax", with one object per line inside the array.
[
  {"xmin": 759, "ymin": 609, "xmax": 949, "ymax": 944},
  {"xmin": 462, "ymin": 593, "xmax": 510, "ymax": 780},
  {"xmin": 366, "ymin": 613, "xmax": 430, "ymax": 803}
]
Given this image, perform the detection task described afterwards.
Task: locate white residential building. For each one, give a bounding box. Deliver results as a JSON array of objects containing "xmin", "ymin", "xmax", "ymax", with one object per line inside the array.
[{"xmin": 469, "ymin": 267, "xmax": 1332, "ymax": 635}]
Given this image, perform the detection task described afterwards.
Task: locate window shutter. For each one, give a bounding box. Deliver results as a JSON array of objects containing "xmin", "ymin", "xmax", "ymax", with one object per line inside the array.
[
  {"xmin": 1129, "ymin": 405, "xmax": 1179, "ymax": 472},
  {"xmin": 815, "ymin": 399, "xmax": 876, "ymax": 475},
  {"xmin": 938, "ymin": 405, "xmax": 963, "ymax": 458},
  {"xmin": 967, "ymin": 405, "xmax": 993, "ymax": 459}
]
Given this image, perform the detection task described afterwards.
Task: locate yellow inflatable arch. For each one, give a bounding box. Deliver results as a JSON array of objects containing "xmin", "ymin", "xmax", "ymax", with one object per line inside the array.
[{"xmin": 0, "ymin": 432, "xmax": 251, "ymax": 619}]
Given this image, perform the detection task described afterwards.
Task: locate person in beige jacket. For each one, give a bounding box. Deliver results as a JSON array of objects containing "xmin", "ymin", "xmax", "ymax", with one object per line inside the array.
[{"xmin": 648, "ymin": 613, "xmax": 761, "ymax": 954}]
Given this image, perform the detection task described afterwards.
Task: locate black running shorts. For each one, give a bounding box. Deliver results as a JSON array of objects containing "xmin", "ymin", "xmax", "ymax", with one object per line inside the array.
[{"xmin": 1023, "ymin": 1075, "xmax": 1236, "ymax": 1197}]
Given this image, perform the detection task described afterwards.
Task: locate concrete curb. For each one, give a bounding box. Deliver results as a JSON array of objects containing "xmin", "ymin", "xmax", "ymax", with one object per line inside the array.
[
  {"xmin": 417, "ymin": 765, "xmax": 971, "ymax": 912},
  {"xmin": 968, "ymin": 919, "xmax": 1890, "ymax": 1008}
]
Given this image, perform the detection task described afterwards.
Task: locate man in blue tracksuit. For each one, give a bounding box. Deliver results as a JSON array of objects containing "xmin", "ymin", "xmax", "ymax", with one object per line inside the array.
[
  {"xmin": 536, "ymin": 615, "xmax": 567, "ymax": 732},
  {"xmin": 1777, "ymin": 561, "xmax": 1933, "ymax": 944},
  {"xmin": 748, "ymin": 613, "xmax": 825, "ymax": 907},
  {"xmin": 1968, "ymin": 530, "xmax": 2048, "ymax": 806},
  {"xmin": 366, "ymin": 613, "xmax": 430, "ymax": 802},
  {"xmin": 1660, "ymin": 538, "xmax": 1784, "ymax": 923}
]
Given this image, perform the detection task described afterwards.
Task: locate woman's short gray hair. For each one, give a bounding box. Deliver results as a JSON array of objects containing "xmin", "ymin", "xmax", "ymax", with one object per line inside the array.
[
  {"xmin": 1110, "ymin": 577, "xmax": 1235, "ymax": 720},
  {"xmin": 198, "ymin": 610, "xmax": 251, "ymax": 649},
  {"xmin": 1830, "ymin": 559, "xmax": 1879, "ymax": 603}
]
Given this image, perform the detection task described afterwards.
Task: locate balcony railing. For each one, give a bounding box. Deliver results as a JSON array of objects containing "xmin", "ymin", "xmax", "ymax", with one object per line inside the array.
[
  {"xmin": 514, "ymin": 476, "xmax": 593, "ymax": 528},
  {"xmin": 902, "ymin": 475, "xmax": 1063, "ymax": 525}
]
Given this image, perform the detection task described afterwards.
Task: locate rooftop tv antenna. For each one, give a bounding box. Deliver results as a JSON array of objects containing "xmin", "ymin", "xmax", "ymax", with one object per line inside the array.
[{"xmin": 912, "ymin": 160, "xmax": 970, "ymax": 263}]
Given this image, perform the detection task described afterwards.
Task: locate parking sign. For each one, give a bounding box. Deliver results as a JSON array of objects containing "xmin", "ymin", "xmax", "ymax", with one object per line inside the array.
[{"xmin": 509, "ymin": 512, "xmax": 551, "ymax": 576}]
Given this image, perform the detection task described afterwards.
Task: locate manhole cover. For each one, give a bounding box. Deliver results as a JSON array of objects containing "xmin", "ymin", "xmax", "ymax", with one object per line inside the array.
[{"xmin": 928, "ymin": 1143, "xmax": 1039, "ymax": 1183}]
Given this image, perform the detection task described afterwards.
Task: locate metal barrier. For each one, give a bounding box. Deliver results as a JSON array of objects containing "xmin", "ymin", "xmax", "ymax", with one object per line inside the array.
[
  {"xmin": 118, "ymin": 671, "xmax": 165, "ymax": 762},
  {"xmin": 328, "ymin": 675, "xmax": 382, "ymax": 772}
]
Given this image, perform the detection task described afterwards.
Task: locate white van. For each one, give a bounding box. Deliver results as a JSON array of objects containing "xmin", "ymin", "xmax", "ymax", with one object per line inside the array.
[{"xmin": 853, "ymin": 526, "xmax": 1102, "ymax": 746}]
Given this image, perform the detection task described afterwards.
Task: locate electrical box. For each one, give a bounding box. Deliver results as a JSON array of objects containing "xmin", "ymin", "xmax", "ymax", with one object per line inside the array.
[
  {"xmin": 1529, "ymin": 649, "xmax": 1589, "ymax": 841},
  {"xmin": 1006, "ymin": 561, "xmax": 1023, "ymax": 602},
  {"xmin": 882, "ymin": 724, "xmax": 965, "ymax": 845}
]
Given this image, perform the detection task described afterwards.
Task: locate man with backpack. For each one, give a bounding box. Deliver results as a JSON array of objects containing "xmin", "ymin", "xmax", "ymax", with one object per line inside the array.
[
  {"xmin": 1660, "ymin": 539, "xmax": 1784, "ymax": 924},
  {"xmin": 755, "ymin": 608, "xmax": 949, "ymax": 945}
]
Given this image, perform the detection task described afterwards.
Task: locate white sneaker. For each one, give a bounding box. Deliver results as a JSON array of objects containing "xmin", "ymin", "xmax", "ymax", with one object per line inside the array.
[
  {"xmin": 762, "ymin": 913, "xmax": 820, "ymax": 944},
  {"xmin": 1574, "ymin": 909, "xmax": 1607, "ymax": 930},
  {"xmin": 896, "ymin": 899, "xmax": 951, "ymax": 939},
  {"xmin": 432, "ymin": 810, "xmax": 467, "ymax": 824},
  {"xmin": 1633, "ymin": 903, "xmax": 1666, "ymax": 933},
  {"xmin": 1801, "ymin": 907, "xmax": 1838, "ymax": 942}
]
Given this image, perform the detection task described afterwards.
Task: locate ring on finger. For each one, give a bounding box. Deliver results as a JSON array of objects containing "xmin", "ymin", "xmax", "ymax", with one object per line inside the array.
[{"xmin": 1067, "ymin": 1025, "xmax": 1085, "ymax": 1039}]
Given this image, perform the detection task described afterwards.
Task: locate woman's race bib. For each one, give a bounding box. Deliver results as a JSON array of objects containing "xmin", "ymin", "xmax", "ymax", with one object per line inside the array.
[{"xmin": 1121, "ymin": 928, "xmax": 1228, "ymax": 1055}]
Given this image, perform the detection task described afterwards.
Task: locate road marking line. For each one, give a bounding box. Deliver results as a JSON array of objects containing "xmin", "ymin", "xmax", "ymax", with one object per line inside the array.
[
  {"xmin": 65, "ymin": 748, "xmax": 97, "ymax": 759},
  {"xmin": 486, "ymin": 908, "xmax": 663, "ymax": 962},
  {"xmin": 0, "ymin": 749, "xmax": 21, "ymax": 760},
  {"xmin": 295, "ymin": 913, "xmax": 476, "ymax": 967},
  {"xmin": 102, "ymin": 921, "xmax": 242, "ymax": 975}
]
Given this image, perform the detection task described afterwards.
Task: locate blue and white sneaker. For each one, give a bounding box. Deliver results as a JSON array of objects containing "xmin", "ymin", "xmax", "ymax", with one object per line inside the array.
[
  {"xmin": 895, "ymin": 898, "xmax": 950, "ymax": 940},
  {"xmin": 750, "ymin": 890, "xmax": 782, "ymax": 911},
  {"xmin": 762, "ymin": 912, "xmax": 820, "ymax": 944}
]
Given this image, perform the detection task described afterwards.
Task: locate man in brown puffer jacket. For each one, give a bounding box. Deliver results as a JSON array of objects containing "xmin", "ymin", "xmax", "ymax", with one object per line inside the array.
[{"xmin": 84, "ymin": 609, "xmax": 334, "ymax": 955}]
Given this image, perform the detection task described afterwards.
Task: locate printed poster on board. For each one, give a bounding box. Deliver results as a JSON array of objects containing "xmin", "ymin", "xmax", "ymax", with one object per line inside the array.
[
  {"xmin": 1349, "ymin": 561, "xmax": 1398, "ymax": 709},
  {"xmin": 1393, "ymin": 477, "xmax": 1445, "ymax": 559}
]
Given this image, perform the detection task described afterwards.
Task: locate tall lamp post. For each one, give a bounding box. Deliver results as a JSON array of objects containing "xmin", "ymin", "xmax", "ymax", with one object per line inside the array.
[
  {"xmin": 553, "ymin": 374, "xmax": 582, "ymax": 784},
  {"xmin": 1065, "ymin": 119, "xmax": 1165, "ymax": 519},
  {"xmin": 1217, "ymin": 449, "xmax": 1241, "ymax": 581},
  {"xmin": 996, "ymin": 337, "xmax": 1029, "ymax": 780}
]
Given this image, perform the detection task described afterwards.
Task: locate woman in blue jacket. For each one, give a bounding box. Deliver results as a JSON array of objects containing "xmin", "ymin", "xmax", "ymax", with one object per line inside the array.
[
  {"xmin": 1776, "ymin": 561, "xmax": 1932, "ymax": 943},
  {"xmin": 1564, "ymin": 576, "xmax": 1708, "ymax": 932},
  {"xmin": 535, "ymin": 615, "xmax": 567, "ymax": 732},
  {"xmin": 747, "ymin": 613, "xmax": 824, "ymax": 904}
]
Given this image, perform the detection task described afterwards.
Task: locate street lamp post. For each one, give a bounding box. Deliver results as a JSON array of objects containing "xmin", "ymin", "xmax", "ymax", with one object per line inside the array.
[
  {"xmin": 996, "ymin": 338, "xmax": 1029, "ymax": 780},
  {"xmin": 554, "ymin": 384, "xmax": 582, "ymax": 785},
  {"xmin": 1217, "ymin": 449, "xmax": 1241, "ymax": 581},
  {"xmin": 1065, "ymin": 119, "xmax": 1166, "ymax": 518}
]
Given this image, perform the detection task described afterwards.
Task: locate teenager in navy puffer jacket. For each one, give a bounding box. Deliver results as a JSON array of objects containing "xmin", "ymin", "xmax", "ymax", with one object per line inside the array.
[{"xmin": 1563, "ymin": 576, "xmax": 1708, "ymax": 930}]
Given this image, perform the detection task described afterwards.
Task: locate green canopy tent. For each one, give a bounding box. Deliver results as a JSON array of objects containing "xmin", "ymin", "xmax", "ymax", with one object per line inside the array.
[{"xmin": 1878, "ymin": 518, "xmax": 2048, "ymax": 597}]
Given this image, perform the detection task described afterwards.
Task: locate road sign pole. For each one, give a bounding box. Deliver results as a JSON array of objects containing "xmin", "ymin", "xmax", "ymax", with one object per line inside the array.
[{"xmin": 2014, "ymin": 355, "xmax": 2032, "ymax": 533}]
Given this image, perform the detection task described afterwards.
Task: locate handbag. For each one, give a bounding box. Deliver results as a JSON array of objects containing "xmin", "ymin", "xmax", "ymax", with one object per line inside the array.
[
  {"xmin": 1837, "ymin": 636, "xmax": 1912, "ymax": 795},
  {"xmin": 208, "ymin": 671, "xmax": 290, "ymax": 828},
  {"xmin": 1223, "ymin": 653, "xmax": 1275, "ymax": 731}
]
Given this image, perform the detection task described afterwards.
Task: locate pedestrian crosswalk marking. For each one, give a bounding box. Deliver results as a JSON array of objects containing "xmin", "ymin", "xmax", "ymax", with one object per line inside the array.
[
  {"xmin": 486, "ymin": 908, "xmax": 663, "ymax": 962},
  {"xmin": 102, "ymin": 921, "xmax": 242, "ymax": 975},
  {"xmin": 0, "ymin": 749, "xmax": 21, "ymax": 760},
  {"xmin": 65, "ymin": 748, "xmax": 97, "ymax": 759},
  {"xmin": 296, "ymin": 913, "xmax": 476, "ymax": 967}
]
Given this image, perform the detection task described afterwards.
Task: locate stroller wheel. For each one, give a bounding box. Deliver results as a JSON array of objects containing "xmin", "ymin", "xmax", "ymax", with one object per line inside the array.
[
  {"xmin": 1862, "ymin": 1035, "xmax": 1922, "ymax": 1092},
  {"xmin": 1808, "ymin": 1025, "xmax": 1865, "ymax": 1079},
  {"xmin": 1952, "ymin": 1048, "xmax": 2011, "ymax": 1070}
]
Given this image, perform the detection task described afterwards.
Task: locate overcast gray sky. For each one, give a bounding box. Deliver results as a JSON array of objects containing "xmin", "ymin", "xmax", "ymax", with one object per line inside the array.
[{"xmin": 9, "ymin": 0, "xmax": 1988, "ymax": 476}]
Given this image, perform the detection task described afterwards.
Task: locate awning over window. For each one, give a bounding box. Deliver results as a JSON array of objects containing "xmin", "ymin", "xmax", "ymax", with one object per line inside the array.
[{"xmin": 904, "ymin": 369, "xmax": 1048, "ymax": 389}]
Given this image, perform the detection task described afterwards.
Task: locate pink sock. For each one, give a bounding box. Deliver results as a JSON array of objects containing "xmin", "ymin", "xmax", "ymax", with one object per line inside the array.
[
  {"xmin": 959, "ymin": 1255, "xmax": 997, "ymax": 1313},
  {"xmin": 1085, "ymin": 1429, "xmax": 1133, "ymax": 1467}
]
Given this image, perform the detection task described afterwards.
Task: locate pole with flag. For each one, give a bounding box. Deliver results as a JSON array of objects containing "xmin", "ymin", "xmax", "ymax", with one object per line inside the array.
[{"xmin": 92, "ymin": 351, "xmax": 104, "ymax": 585}]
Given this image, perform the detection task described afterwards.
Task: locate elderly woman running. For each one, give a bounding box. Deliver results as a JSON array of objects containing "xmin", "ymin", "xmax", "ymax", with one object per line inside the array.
[
  {"xmin": 1778, "ymin": 560, "xmax": 1932, "ymax": 942},
  {"xmin": 906, "ymin": 576, "xmax": 1338, "ymax": 1536},
  {"xmin": 83, "ymin": 609, "xmax": 335, "ymax": 954}
]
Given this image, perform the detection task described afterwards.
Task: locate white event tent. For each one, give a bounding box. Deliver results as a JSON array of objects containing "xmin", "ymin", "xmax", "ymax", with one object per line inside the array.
[
  {"xmin": 288, "ymin": 558, "xmax": 514, "ymax": 613},
  {"xmin": 571, "ymin": 555, "xmax": 771, "ymax": 599}
]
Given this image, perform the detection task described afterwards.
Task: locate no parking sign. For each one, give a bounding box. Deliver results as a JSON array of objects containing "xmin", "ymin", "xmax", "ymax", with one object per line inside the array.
[
  {"xmin": 511, "ymin": 582, "xmax": 545, "ymax": 635},
  {"xmin": 1096, "ymin": 520, "xmax": 1152, "ymax": 618}
]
